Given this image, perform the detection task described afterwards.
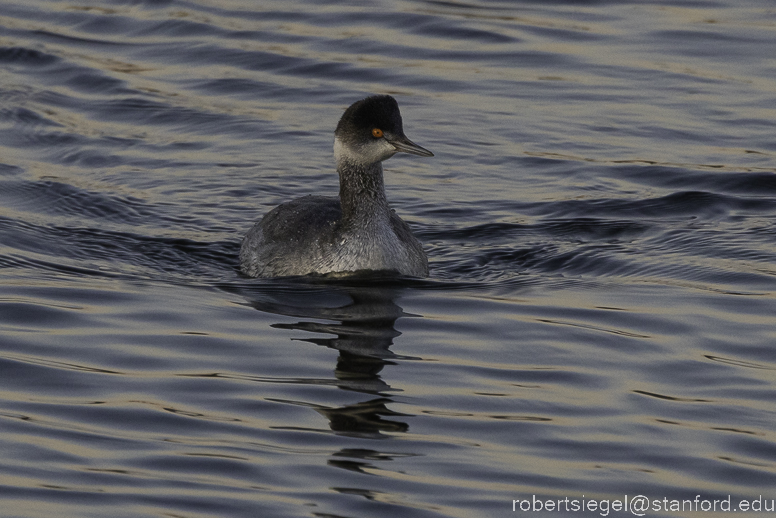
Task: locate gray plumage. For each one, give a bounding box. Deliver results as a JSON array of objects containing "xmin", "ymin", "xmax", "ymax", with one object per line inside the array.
[{"xmin": 240, "ymin": 95, "xmax": 433, "ymax": 278}]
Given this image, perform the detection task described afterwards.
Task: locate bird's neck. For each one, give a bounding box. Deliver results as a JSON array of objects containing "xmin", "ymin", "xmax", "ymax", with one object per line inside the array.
[{"xmin": 337, "ymin": 158, "xmax": 391, "ymax": 226}]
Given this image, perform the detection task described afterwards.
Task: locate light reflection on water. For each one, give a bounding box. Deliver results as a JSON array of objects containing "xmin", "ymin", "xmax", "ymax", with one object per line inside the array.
[{"xmin": 2, "ymin": 0, "xmax": 776, "ymax": 516}]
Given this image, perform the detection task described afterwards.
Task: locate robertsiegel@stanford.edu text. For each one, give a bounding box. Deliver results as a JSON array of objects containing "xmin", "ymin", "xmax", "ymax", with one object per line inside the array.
[{"xmin": 512, "ymin": 494, "xmax": 774, "ymax": 516}]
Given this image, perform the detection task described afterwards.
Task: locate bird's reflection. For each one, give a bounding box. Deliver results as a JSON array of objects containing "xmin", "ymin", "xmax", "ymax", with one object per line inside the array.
[
  {"xmin": 318, "ymin": 398, "xmax": 409, "ymax": 436},
  {"xmin": 245, "ymin": 282, "xmax": 415, "ymax": 437}
]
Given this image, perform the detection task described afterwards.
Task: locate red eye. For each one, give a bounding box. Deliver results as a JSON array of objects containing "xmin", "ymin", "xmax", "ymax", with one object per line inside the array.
[{"xmin": 371, "ymin": 128, "xmax": 384, "ymax": 138}]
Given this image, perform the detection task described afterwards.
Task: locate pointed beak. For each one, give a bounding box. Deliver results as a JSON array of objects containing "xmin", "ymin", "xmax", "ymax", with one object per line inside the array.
[{"xmin": 387, "ymin": 134, "xmax": 434, "ymax": 157}]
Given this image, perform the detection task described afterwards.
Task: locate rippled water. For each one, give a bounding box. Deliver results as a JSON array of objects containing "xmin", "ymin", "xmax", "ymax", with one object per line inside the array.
[{"xmin": 2, "ymin": 1, "xmax": 776, "ymax": 517}]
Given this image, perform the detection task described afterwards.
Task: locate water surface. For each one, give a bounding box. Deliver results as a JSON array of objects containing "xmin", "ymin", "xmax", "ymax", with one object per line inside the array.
[{"xmin": 2, "ymin": 0, "xmax": 776, "ymax": 517}]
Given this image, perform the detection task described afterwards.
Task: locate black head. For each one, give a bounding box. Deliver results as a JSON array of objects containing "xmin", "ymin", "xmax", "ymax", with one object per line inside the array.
[
  {"xmin": 334, "ymin": 95, "xmax": 433, "ymax": 164},
  {"xmin": 336, "ymin": 95, "xmax": 404, "ymax": 140}
]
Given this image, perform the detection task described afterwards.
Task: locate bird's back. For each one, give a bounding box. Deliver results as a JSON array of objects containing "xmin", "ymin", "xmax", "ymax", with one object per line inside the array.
[
  {"xmin": 239, "ymin": 194, "xmax": 428, "ymax": 278},
  {"xmin": 240, "ymin": 195, "xmax": 341, "ymax": 277}
]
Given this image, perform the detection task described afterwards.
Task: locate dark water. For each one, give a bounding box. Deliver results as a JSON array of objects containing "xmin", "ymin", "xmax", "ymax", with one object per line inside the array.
[{"xmin": 2, "ymin": 1, "xmax": 776, "ymax": 517}]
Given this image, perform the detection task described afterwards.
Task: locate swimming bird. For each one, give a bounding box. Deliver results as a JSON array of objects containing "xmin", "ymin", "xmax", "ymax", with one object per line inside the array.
[{"xmin": 239, "ymin": 95, "xmax": 433, "ymax": 278}]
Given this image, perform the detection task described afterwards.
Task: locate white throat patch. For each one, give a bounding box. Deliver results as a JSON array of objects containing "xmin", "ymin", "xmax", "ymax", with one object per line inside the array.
[{"xmin": 334, "ymin": 135, "xmax": 396, "ymax": 166}]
